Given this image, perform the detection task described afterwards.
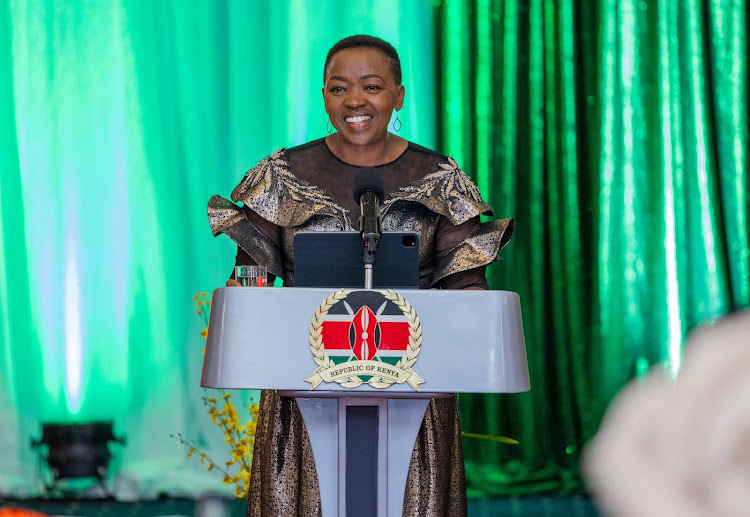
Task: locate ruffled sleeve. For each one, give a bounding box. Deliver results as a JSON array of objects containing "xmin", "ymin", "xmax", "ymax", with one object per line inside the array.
[
  {"xmin": 386, "ymin": 156, "xmax": 494, "ymax": 225},
  {"xmin": 386, "ymin": 155, "xmax": 514, "ymax": 288},
  {"xmin": 207, "ymin": 148, "xmax": 352, "ymax": 281},
  {"xmin": 207, "ymin": 194, "xmax": 284, "ymax": 278},
  {"xmin": 230, "ymin": 149, "xmax": 349, "ymax": 227},
  {"xmin": 432, "ymin": 217, "xmax": 515, "ymax": 288}
]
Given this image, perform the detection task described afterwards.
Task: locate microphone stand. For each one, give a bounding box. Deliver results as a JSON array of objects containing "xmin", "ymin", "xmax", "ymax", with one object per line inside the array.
[
  {"xmin": 364, "ymin": 255, "xmax": 374, "ymax": 289},
  {"xmin": 359, "ymin": 191, "xmax": 381, "ymax": 289}
]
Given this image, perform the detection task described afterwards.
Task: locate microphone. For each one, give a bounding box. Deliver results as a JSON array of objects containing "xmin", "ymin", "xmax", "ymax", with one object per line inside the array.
[{"xmin": 352, "ymin": 167, "xmax": 385, "ymax": 266}]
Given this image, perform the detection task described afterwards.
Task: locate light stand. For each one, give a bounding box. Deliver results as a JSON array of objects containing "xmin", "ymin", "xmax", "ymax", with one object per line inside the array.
[{"xmin": 31, "ymin": 421, "xmax": 125, "ymax": 497}]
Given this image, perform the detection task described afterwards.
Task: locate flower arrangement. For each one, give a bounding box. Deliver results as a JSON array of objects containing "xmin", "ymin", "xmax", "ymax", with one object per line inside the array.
[{"xmin": 171, "ymin": 292, "xmax": 260, "ymax": 499}]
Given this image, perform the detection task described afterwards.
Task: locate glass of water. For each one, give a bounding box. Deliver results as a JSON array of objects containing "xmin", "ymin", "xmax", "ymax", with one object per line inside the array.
[{"xmin": 235, "ymin": 265, "xmax": 268, "ymax": 287}]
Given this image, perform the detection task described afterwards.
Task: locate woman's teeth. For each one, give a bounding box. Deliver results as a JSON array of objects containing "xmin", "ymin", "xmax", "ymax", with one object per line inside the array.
[{"xmin": 345, "ymin": 115, "xmax": 372, "ymax": 123}]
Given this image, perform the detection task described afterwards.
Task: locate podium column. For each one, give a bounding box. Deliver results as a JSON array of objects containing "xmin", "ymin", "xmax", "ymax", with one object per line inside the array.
[{"xmin": 286, "ymin": 391, "xmax": 442, "ymax": 517}]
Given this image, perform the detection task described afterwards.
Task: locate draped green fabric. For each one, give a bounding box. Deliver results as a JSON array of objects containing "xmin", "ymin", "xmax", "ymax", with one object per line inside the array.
[
  {"xmin": 438, "ymin": 0, "xmax": 749, "ymax": 496},
  {"xmin": 3, "ymin": 0, "xmax": 748, "ymax": 501},
  {"xmin": 0, "ymin": 0, "xmax": 436, "ymax": 496}
]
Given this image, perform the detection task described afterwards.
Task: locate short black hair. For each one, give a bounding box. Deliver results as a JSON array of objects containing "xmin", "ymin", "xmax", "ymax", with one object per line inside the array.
[{"xmin": 324, "ymin": 35, "xmax": 402, "ymax": 85}]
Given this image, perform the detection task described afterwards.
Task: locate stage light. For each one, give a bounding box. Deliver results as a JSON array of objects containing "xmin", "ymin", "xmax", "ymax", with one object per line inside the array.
[{"xmin": 31, "ymin": 421, "xmax": 125, "ymax": 494}]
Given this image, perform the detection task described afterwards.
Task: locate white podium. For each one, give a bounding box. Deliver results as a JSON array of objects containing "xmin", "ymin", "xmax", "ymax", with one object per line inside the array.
[{"xmin": 201, "ymin": 287, "xmax": 529, "ymax": 517}]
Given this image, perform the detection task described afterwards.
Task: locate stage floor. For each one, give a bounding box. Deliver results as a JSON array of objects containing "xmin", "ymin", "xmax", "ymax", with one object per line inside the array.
[{"xmin": 1, "ymin": 495, "xmax": 600, "ymax": 516}]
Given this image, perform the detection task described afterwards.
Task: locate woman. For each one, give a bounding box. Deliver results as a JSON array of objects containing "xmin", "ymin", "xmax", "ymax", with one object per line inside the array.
[{"xmin": 207, "ymin": 35, "xmax": 514, "ymax": 517}]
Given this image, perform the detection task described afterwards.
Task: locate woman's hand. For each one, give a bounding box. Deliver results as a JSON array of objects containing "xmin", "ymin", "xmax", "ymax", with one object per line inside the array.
[{"xmin": 226, "ymin": 278, "xmax": 241, "ymax": 287}]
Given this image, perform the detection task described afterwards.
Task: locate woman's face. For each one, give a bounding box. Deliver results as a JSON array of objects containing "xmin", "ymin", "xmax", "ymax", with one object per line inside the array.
[{"xmin": 323, "ymin": 47, "xmax": 405, "ymax": 148}]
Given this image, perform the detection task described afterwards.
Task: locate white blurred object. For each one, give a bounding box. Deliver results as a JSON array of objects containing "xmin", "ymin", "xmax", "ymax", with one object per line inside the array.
[
  {"xmin": 195, "ymin": 495, "xmax": 231, "ymax": 517},
  {"xmin": 582, "ymin": 310, "xmax": 750, "ymax": 517}
]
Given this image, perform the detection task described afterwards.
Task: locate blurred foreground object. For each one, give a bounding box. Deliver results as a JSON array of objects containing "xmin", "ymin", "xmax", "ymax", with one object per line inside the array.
[
  {"xmin": 0, "ymin": 510, "xmax": 49, "ymax": 517},
  {"xmin": 583, "ymin": 310, "xmax": 750, "ymax": 517}
]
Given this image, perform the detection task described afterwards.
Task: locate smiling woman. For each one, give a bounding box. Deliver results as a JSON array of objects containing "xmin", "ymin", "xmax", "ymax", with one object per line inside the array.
[{"xmin": 207, "ymin": 34, "xmax": 515, "ymax": 516}]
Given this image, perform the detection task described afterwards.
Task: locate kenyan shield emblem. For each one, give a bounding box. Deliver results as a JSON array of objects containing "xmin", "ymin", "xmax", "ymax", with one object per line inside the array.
[{"xmin": 305, "ymin": 289, "xmax": 425, "ymax": 390}]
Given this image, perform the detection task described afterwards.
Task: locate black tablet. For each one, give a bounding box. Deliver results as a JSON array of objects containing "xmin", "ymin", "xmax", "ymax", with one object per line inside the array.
[{"xmin": 294, "ymin": 231, "xmax": 419, "ymax": 289}]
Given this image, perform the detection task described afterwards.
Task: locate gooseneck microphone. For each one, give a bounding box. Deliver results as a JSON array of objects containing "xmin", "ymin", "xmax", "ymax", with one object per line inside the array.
[{"xmin": 352, "ymin": 167, "xmax": 385, "ymax": 288}]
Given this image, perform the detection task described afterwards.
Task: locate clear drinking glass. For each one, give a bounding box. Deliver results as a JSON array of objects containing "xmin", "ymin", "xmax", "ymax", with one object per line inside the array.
[{"xmin": 235, "ymin": 265, "xmax": 268, "ymax": 287}]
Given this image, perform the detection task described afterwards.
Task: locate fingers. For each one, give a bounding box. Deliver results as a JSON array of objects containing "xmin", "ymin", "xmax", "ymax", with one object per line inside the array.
[{"xmin": 226, "ymin": 279, "xmax": 242, "ymax": 287}]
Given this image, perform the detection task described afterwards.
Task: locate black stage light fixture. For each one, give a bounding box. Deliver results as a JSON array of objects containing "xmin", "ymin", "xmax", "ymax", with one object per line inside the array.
[{"xmin": 31, "ymin": 421, "xmax": 125, "ymax": 493}]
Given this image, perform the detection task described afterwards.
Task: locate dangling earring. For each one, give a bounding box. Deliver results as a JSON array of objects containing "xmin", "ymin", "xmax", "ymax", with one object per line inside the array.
[
  {"xmin": 327, "ymin": 119, "xmax": 334, "ymax": 134},
  {"xmin": 393, "ymin": 111, "xmax": 402, "ymax": 132}
]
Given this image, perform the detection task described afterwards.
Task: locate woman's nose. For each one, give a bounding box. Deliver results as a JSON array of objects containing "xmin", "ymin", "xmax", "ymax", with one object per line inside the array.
[{"xmin": 345, "ymin": 89, "xmax": 365, "ymax": 107}]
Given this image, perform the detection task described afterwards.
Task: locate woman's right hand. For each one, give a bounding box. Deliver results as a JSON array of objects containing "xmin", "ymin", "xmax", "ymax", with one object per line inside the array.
[{"xmin": 226, "ymin": 278, "xmax": 241, "ymax": 287}]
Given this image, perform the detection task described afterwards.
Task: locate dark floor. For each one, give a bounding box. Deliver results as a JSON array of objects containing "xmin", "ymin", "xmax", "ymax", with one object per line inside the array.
[
  {"xmin": 0, "ymin": 496, "xmax": 601, "ymax": 516},
  {"xmin": 469, "ymin": 495, "xmax": 600, "ymax": 517}
]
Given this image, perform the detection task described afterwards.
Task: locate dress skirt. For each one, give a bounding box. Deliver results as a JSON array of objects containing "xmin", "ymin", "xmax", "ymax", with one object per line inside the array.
[{"xmin": 246, "ymin": 390, "xmax": 467, "ymax": 516}]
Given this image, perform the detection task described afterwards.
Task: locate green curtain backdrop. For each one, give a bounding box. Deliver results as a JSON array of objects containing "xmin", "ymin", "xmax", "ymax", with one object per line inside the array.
[
  {"xmin": 0, "ymin": 0, "xmax": 436, "ymax": 497},
  {"xmin": 2, "ymin": 0, "xmax": 748, "ymax": 501},
  {"xmin": 438, "ymin": 0, "xmax": 748, "ymax": 496}
]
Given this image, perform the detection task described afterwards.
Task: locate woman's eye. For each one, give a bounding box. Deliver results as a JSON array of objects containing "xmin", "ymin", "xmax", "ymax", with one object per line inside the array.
[
  {"xmin": 364, "ymin": 85, "xmax": 382, "ymax": 91},
  {"xmin": 329, "ymin": 86, "xmax": 346, "ymax": 93}
]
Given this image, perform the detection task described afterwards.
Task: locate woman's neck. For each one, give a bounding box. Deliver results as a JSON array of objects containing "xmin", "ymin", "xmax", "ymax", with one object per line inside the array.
[{"xmin": 325, "ymin": 133, "xmax": 408, "ymax": 166}]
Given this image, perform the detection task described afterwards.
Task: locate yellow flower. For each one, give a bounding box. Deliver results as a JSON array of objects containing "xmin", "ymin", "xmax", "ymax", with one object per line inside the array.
[{"xmin": 180, "ymin": 294, "xmax": 261, "ymax": 499}]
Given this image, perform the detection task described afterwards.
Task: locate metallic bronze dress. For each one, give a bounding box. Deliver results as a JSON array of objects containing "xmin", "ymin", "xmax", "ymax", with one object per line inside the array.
[{"xmin": 207, "ymin": 139, "xmax": 514, "ymax": 516}]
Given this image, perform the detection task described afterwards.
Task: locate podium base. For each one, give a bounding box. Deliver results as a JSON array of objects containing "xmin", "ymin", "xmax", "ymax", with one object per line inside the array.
[{"xmin": 281, "ymin": 391, "xmax": 452, "ymax": 517}]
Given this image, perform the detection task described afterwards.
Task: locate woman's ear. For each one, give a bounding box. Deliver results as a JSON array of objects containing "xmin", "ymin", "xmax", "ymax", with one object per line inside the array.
[{"xmin": 396, "ymin": 85, "xmax": 405, "ymax": 111}]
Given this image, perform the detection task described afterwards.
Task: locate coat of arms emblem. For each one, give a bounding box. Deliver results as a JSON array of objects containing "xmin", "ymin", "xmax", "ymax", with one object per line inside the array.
[{"xmin": 305, "ymin": 289, "xmax": 424, "ymax": 390}]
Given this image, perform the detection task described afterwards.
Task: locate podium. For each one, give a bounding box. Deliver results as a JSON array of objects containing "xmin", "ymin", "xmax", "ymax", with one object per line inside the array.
[{"xmin": 201, "ymin": 287, "xmax": 529, "ymax": 516}]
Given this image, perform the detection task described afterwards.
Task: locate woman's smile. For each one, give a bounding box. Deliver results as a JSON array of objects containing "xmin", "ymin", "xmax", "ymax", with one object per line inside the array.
[
  {"xmin": 345, "ymin": 114, "xmax": 373, "ymax": 130},
  {"xmin": 345, "ymin": 114, "xmax": 372, "ymax": 124}
]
